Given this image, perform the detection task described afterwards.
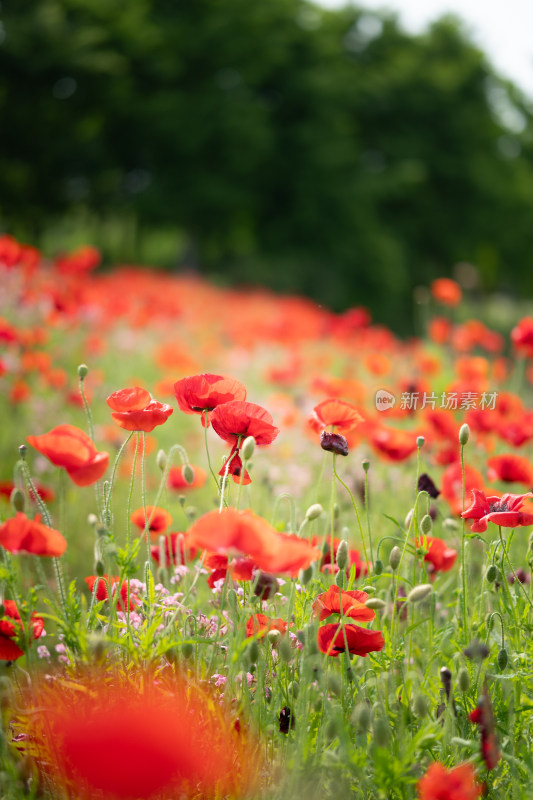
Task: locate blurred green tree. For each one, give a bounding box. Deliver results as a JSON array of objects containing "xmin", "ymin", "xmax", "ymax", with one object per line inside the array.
[{"xmin": 1, "ymin": 1, "xmax": 533, "ymax": 327}]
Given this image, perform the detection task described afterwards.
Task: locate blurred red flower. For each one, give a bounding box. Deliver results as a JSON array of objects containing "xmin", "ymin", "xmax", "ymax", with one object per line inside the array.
[
  {"xmin": 416, "ymin": 536, "xmax": 457, "ymax": 574},
  {"xmin": 313, "ymin": 585, "xmax": 375, "ymax": 622},
  {"xmin": 461, "ymin": 489, "xmax": 533, "ymax": 532},
  {"xmin": 245, "ymin": 613, "xmax": 288, "ymax": 638},
  {"xmin": 85, "ymin": 576, "xmax": 139, "ymax": 612},
  {"xmin": 150, "ymin": 531, "xmax": 198, "ymax": 565},
  {"xmin": 173, "ymin": 373, "xmax": 247, "ymax": 425},
  {"xmin": 27, "ymin": 424, "xmax": 109, "ymax": 486},
  {"xmin": 317, "ymin": 623, "xmax": 384, "ymax": 657},
  {"xmin": 131, "ymin": 505, "xmax": 172, "ymax": 537},
  {"xmin": 511, "ymin": 316, "xmax": 533, "ymax": 358},
  {"xmin": 167, "ymin": 464, "xmax": 207, "ymax": 490},
  {"xmin": 487, "ymin": 454, "xmax": 533, "ymax": 486},
  {"xmin": 0, "ymin": 599, "xmax": 44, "ymax": 661},
  {"xmin": 418, "ymin": 762, "xmax": 482, "ymax": 800},
  {"xmin": 309, "ymin": 398, "xmax": 363, "ymax": 435},
  {"xmin": 107, "ymin": 386, "xmax": 173, "ymax": 432},
  {"xmin": 0, "ymin": 512, "xmax": 66, "ymax": 557},
  {"xmin": 23, "ymin": 670, "xmax": 258, "ymax": 799},
  {"xmin": 430, "ymin": 278, "xmax": 462, "ymax": 306}
]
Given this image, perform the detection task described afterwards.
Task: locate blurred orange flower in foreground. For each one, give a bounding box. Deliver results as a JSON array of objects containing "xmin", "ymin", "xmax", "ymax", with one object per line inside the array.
[
  {"xmin": 21, "ymin": 668, "xmax": 258, "ymax": 799},
  {"xmin": 27, "ymin": 424, "xmax": 109, "ymax": 486},
  {"xmin": 418, "ymin": 762, "xmax": 482, "ymax": 800}
]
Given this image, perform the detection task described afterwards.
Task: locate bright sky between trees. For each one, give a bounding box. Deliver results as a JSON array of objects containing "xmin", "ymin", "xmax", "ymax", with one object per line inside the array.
[{"xmin": 317, "ymin": 0, "xmax": 533, "ymax": 98}]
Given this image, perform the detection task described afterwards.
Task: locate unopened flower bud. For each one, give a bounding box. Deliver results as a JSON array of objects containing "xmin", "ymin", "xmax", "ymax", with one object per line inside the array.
[
  {"xmin": 351, "ymin": 702, "xmax": 371, "ymax": 731},
  {"xmin": 389, "ymin": 546, "xmax": 402, "ymax": 571},
  {"xmin": 372, "ymin": 716, "xmax": 390, "ymax": 747},
  {"xmin": 365, "ymin": 597, "xmax": 386, "ymax": 610},
  {"xmin": 362, "ymin": 585, "xmax": 376, "ymax": 593},
  {"xmin": 182, "ymin": 464, "xmax": 195, "ymax": 485},
  {"xmin": 497, "ymin": 647, "xmax": 508, "ymax": 671},
  {"xmin": 77, "ymin": 364, "xmax": 89, "ymax": 379},
  {"xmin": 324, "ymin": 717, "xmax": 338, "ymax": 741},
  {"xmin": 156, "ymin": 449, "xmax": 167, "ymax": 471},
  {"xmin": 407, "ymin": 583, "xmax": 432, "ymax": 603},
  {"xmin": 412, "ymin": 694, "xmax": 429, "ymax": 718},
  {"xmin": 335, "ymin": 569, "xmax": 345, "ymax": 588},
  {"xmin": 267, "ymin": 629, "xmax": 281, "ymax": 646},
  {"xmin": 299, "ymin": 565, "xmax": 314, "ymax": 585},
  {"xmin": 247, "ymin": 640, "xmax": 260, "ymax": 665},
  {"xmin": 305, "ymin": 503, "xmax": 323, "ymax": 521},
  {"xmin": 420, "ymin": 514, "xmax": 432, "ymax": 535},
  {"xmin": 326, "ymin": 672, "xmax": 342, "ymax": 697},
  {"xmin": 227, "ymin": 589, "xmax": 240, "ymax": 614},
  {"xmin": 320, "ymin": 431, "xmax": 349, "ymax": 456},
  {"xmin": 241, "ymin": 436, "xmax": 256, "ymax": 461},
  {"xmin": 404, "ymin": 508, "xmax": 414, "ymax": 529},
  {"xmin": 10, "ymin": 488, "xmax": 24, "ymax": 513},
  {"xmin": 336, "ymin": 540, "xmax": 349, "ymax": 571},
  {"xmin": 457, "ymin": 667, "xmax": 470, "ymax": 692},
  {"xmin": 486, "ymin": 564, "xmax": 498, "ymax": 583},
  {"xmin": 459, "ymin": 423, "xmax": 470, "ymax": 446},
  {"xmin": 288, "ymin": 680, "xmax": 299, "ymax": 699},
  {"xmin": 181, "ymin": 642, "xmax": 194, "ymax": 659},
  {"xmin": 373, "ymin": 559, "xmax": 383, "ymax": 576},
  {"xmin": 95, "ymin": 560, "xmax": 105, "ymax": 577}
]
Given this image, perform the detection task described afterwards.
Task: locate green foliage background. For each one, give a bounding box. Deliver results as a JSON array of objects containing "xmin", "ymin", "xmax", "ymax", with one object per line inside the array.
[{"xmin": 2, "ymin": 0, "xmax": 533, "ymax": 327}]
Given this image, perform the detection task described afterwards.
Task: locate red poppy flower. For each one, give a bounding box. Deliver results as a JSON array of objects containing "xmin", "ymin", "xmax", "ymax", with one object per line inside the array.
[
  {"xmin": 23, "ymin": 671, "xmax": 258, "ymax": 800},
  {"xmin": 461, "ymin": 489, "xmax": 533, "ymax": 532},
  {"xmin": 167, "ymin": 465, "xmax": 207, "ymax": 491},
  {"xmin": 204, "ymin": 554, "xmax": 255, "ymax": 587},
  {"xmin": 85, "ymin": 576, "xmax": 139, "ymax": 612},
  {"xmin": 416, "ymin": 536, "xmax": 457, "ymax": 574},
  {"xmin": 255, "ymin": 532, "xmax": 321, "ymax": 576},
  {"xmin": 418, "ymin": 762, "xmax": 483, "ymax": 800},
  {"xmin": 313, "ymin": 586, "xmax": 375, "ymax": 622},
  {"xmin": 430, "ymin": 278, "xmax": 462, "ymax": 306},
  {"xmin": 317, "ymin": 623, "xmax": 385, "ymax": 657},
  {"xmin": 218, "ymin": 444, "xmax": 252, "ymax": 485},
  {"xmin": 469, "ymin": 683, "xmax": 500, "ymax": 771},
  {"xmin": 309, "ymin": 398, "xmax": 363, "ymax": 435},
  {"xmin": 245, "ymin": 613, "xmax": 288, "ymax": 638},
  {"xmin": 150, "ymin": 532, "xmax": 198, "ymax": 565},
  {"xmin": 107, "ymin": 387, "xmax": 173, "ymax": 432},
  {"xmin": 0, "ymin": 599, "xmax": 44, "ymax": 661},
  {"xmin": 511, "ymin": 316, "xmax": 533, "ymax": 358},
  {"xmin": 173, "ymin": 373, "xmax": 247, "ymax": 425},
  {"xmin": 27, "ymin": 425, "xmax": 109, "ymax": 486},
  {"xmin": 0, "ymin": 512, "xmax": 67, "ymax": 557},
  {"xmin": 211, "ymin": 401, "xmax": 279, "ymax": 446},
  {"xmin": 487, "ymin": 454, "xmax": 533, "ymax": 486},
  {"xmin": 131, "ymin": 506, "xmax": 172, "ymax": 537},
  {"xmin": 367, "ymin": 424, "xmax": 419, "ymax": 462}
]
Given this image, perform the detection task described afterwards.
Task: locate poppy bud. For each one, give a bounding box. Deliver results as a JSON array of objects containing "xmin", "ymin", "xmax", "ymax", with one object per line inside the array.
[
  {"xmin": 457, "ymin": 667, "xmax": 470, "ymax": 692},
  {"xmin": 351, "ymin": 703, "xmax": 371, "ymax": 731},
  {"xmin": 305, "ymin": 503, "xmax": 323, "ymax": 521},
  {"xmin": 10, "ymin": 488, "xmax": 24, "ymax": 513},
  {"xmin": 407, "ymin": 584, "xmax": 432, "ymax": 603},
  {"xmin": 412, "ymin": 694, "xmax": 429, "ymax": 718},
  {"xmin": 227, "ymin": 589, "xmax": 240, "ymax": 615},
  {"xmin": 299, "ymin": 565, "xmax": 314, "ymax": 585},
  {"xmin": 253, "ymin": 572, "xmax": 279, "ymax": 599},
  {"xmin": 459, "ymin": 423, "xmax": 470, "ymax": 445},
  {"xmin": 77, "ymin": 364, "xmax": 89, "ymax": 379},
  {"xmin": 156, "ymin": 449, "xmax": 167, "ymax": 471},
  {"xmin": 373, "ymin": 559, "xmax": 384, "ymax": 576},
  {"xmin": 389, "ymin": 546, "xmax": 402, "ymax": 571},
  {"xmin": 486, "ymin": 564, "xmax": 499, "ymax": 583},
  {"xmin": 372, "ymin": 716, "xmax": 390, "ymax": 747},
  {"xmin": 182, "ymin": 464, "xmax": 195, "ymax": 485},
  {"xmin": 181, "ymin": 642, "xmax": 194, "ymax": 659},
  {"xmin": 267, "ymin": 629, "xmax": 281, "ymax": 646},
  {"xmin": 361, "ymin": 458, "xmax": 370, "ymax": 472},
  {"xmin": 320, "ymin": 431, "xmax": 349, "ymax": 456},
  {"xmin": 336, "ymin": 539, "xmax": 349, "ymax": 571},
  {"xmin": 247, "ymin": 640, "xmax": 260, "ymax": 665},
  {"xmin": 362, "ymin": 585, "xmax": 376, "ymax": 593},
  {"xmin": 288, "ymin": 681, "xmax": 299, "ymax": 699},
  {"xmin": 404, "ymin": 508, "xmax": 414, "ymax": 529},
  {"xmin": 419, "ymin": 514, "xmax": 432, "ymax": 535},
  {"xmin": 326, "ymin": 673, "xmax": 342, "ymax": 697},
  {"xmin": 497, "ymin": 648, "xmax": 508, "ymax": 671},
  {"xmin": 241, "ymin": 436, "xmax": 256, "ymax": 461},
  {"xmin": 95, "ymin": 560, "xmax": 105, "ymax": 577},
  {"xmin": 365, "ymin": 597, "xmax": 386, "ymax": 610},
  {"xmin": 278, "ymin": 637, "xmax": 293, "ymax": 663},
  {"xmin": 335, "ymin": 569, "xmax": 345, "ymax": 588},
  {"xmin": 324, "ymin": 717, "xmax": 338, "ymax": 741}
]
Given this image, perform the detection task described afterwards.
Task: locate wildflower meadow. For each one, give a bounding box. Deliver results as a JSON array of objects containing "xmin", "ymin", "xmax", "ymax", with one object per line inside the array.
[{"xmin": 2, "ymin": 235, "xmax": 533, "ymax": 799}]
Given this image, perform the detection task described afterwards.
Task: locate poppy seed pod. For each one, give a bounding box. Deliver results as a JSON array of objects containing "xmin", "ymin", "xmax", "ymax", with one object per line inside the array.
[
  {"xmin": 459, "ymin": 423, "xmax": 470, "ymax": 446},
  {"xmin": 361, "ymin": 459, "xmax": 370, "ymax": 472},
  {"xmin": 416, "ymin": 435, "xmax": 425, "ymax": 449},
  {"xmin": 241, "ymin": 436, "xmax": 256, "ymax": 461}
]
